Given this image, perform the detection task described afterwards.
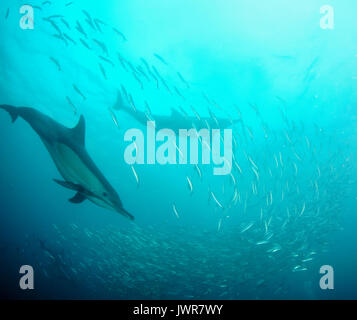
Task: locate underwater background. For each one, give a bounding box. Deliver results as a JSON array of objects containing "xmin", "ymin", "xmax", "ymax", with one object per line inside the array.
[{"xmin": 0, "ymin": 0, "xmax": 357, "ymax": 299}]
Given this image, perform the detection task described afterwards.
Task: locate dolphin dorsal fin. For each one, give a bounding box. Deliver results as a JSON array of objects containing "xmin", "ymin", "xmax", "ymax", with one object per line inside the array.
[{"xmin": 72, "ymin": 115, "xmax": 86, "ymax": 146}]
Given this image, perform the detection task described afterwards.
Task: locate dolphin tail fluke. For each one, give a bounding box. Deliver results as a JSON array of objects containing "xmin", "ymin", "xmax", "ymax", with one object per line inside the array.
[{"xmin": 0, "ymin": 104, "xmax": 19, "ymax": 123}]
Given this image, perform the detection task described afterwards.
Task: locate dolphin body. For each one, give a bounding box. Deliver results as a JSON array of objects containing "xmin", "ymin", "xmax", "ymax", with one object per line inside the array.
[
  {"xmin": 113, "ymin": 91, "xmax": 237, "ymax": 132},
  {"xmin": 0, "ymin": 104, "xmax": 134, "ymax": 220}
]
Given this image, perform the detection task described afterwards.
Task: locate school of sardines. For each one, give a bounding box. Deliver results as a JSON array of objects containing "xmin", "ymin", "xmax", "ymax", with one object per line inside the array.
[{"xmin": 3, "ymin": 1, "xmax": 354, "ymax": 298}]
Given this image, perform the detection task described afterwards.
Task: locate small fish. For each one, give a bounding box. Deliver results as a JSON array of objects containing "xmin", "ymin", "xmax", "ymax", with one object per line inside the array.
[
  {"xmin": 249, "ymin": 103, "xmax": 260, "ymax": 117},
  {"xmin": 317, "ymin": 166, "xmax": 321, "ymax": 178},
  {"xmin": 99, "ymin": 55, "xmax": 114, "ymax": 67},
  {"xmin": 112, "ymin": 27, "xmax": 127, "ymax": 41},
  {"xmin": 231, "ymin": 189, "xmax": 238, "ymax": 205},
  {"xmin": 46, "ymin": 19, "xmax": 62, "ymax": 34},
  {"xmin": 229, "ymin": 173, "xmax": 236, "ymax": 186},
  {"xmin": 72, "ymin": 84, "xmax": 86, "ymax": 101},
  {"xmin": 93, "ymin": 19, "xmax": 106, "ymax": 33},
  {"xmin": 251, "ymin": 166, "xmax": 259, "ymax": 181},
  {"xmin": 75, "ymin": 21, "xmax": 87, "ymax": 38},
  {"xmin": 47, "ymin": 15, "xmax": 64, "ymax": 19},
  {"xmin": 293, "ymin": 150, "xmax": 302, "ymax": 161},
  {"xmin": 299, "ymin": 202, "xmax": 306, "ymax": 216},
  {"xmin": 120, "ymin": 85, "xmax": 129, "ymax": 102},
  {"xmin": 314, "ymin": 180, "xmax": 319, "ymax": 195},
  {"xmin": 65, "ymin": 2, "xmax": 73, "ymax": 6},
  {"xmin": 148, "ymin": 69, "xmax": 159, "ymax": 88},
  {"xmin": 132, "ymin": 71, "xmax": 144, "ymax": 89},
  {"xmin": 186, "ymin": 176, "xmax": 193, "ymax": 194},
  {"xmin": 136, "ymin": 65, "xmax": 150, "ymax": 82},
  {"xmin": 279, "ymin": 152, "xmax": 284, "ymax": 166},
  {"xmin": 202, "ymin": 92, "xmax": 211, "ymax": 104},
  {"xmin": 177, "ymin": 72, "xmax": 189, "ymax": 88},
  {"xmin": 267, "ymin": 245, "xmax": 281, "ymax": 253},
  {"xmin": 144, "ymin": 101, "xmax": 152, "ymax": 115},
  {"xmin": 273, "ymin": 154, "xmax": 279, "ymax": 168},
  {"xmin": 190, "ymin": 105, "xmax": 201, "ymax": 121},
  {"xmin": 145, "ymin": 111, "xmax": 153, "ymax": 122},
  {"xmin": 126, "ymin": 61, "xmax": 137, "ymax": 74},
  {"xmin": 194, "ymin": 164, "xmax": 202, "ymax": 180},
  {"xmin": 52, "ymin": 33, "xmax": 68, "ymax": 46},
  {"xmin": 5, "ymin": 8, "xmax": 9, "ymax": 19},
  {"xmin": 82, "ymin": 10, "xmax": 92, "ymax": 21},
  {"xmin": 49, "ymin": 57, "xmax": 61, "ymax": 71},
  {"xmin": 140, "ymin": 57, "xmax": 150, "ymax": 68},
  {"xmin": 293, "ymin": 266, "xmax": 308, "ymax": 272},
  {"xmin": 85, "ymin": 18, "xmax": 96, "ymax": 31},
  {"xmin": 42, "ymin": 1, "xmax": 52, "ymax": 5},
  {"xmin": 128, "ymin": 94, "xmax": 137, "ymax": 112},
  {"xmin": 160, "ymin": 77, "xmax": 171, "ymax": 94},
  {"xmin": 174, "ymin": 86, "xmax": 185, "ymax": 100},
  {"xmin": 172, "ymin": 204, "xmax": 179, "ymax": 218},
  {"xmin": 217, "ymin": 218, "xmax": 222, "ymax": 231},
  {"xmin": 131, "ymin": 165, "xmax": 139, "ymax": 187},
  {"xmin": 248, "ymin": 156, "xmax": 259, "ymax": 170},
  {"xmin": 246, "ymin": 126, "xmax": 254, "ymax": 140},
  {"xmin": 284, "ymin": 130, "xmax": 292, "ymax": 144},
  {"xmin": 94, "ymin": 18, "xmax": 106, "ymax": 26},
  {"xmin": 154, "ymin": 53, "xmax": 168, "ymax": 65},
  {"xmin": 210, "ymin": 191, "xmax": 223, "ymax": 209},
  {"xmin": 293, "ymin": 162, "xmax": 298, "ymax": 176},
  {"xmin": 109, "ymin": 108, "xmax": 119, "ymax": 127},
  {"xmin": 234, "ymin": 160, "xmax": 242, "ymax": 174},
  {"xmin": 98, "ymin": 63, "xmax": 107, "ymax": 79},
  {"xmin": 270, "ymin": 191, "xmax": 273, "ymax": 205},
  {"xmin": 65, "ymin": 96, "xmax": 77, "ymax": 114},
  {"xmin": 151, "ymin": 66, "xmax": 162, "ymax": 84},
  {"xmin": 178, "ymin": 106, "xmax": 189, "ymax": 118},
  {"xmin": 79, "ymin": 38, "xmax": 91, "ymax": 50},
  {"xmin": 241, "ymin": 222, "xmax": 254, "ymax": 233},
  {"xmin": 256, "ymin": 240, "xmax": 269, "ymax": 245},
  {"xmin": 252, "ymin": 182, "xmax": 257, "ymax": 195},
  {"xmin": 302, "ymin": 257, "xmax": 313, "ymax": 263},
  {"xmin": 63, "ymin": 33, "xmax": 76, "ymax": 45},
  {"xmin": 60, "ymin": 18, "xmax": 71, "ymax": 30},
  {"xmin": 117, "ymin": 54, "xmax": 128, "ymax": 71}
]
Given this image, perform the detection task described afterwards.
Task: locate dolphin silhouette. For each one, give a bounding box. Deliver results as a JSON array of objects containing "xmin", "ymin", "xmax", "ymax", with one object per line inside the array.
[
  {"xmin": 0, "ymin": 104, "xmax": 134, "ymax": 220},
  {"xmin": 113, "ymin": 91, "xmax": 238, "ymax": 132}
]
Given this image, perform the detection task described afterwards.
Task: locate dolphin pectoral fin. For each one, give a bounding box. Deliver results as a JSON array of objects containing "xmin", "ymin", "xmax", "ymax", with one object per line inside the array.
[
  {"xmin": 69, "ymin": 192, "xmax": 86, "ymax": 203},
  {"xmin": 0, "ymin": 104, "xmax": 19, "ymax": 123},
  {"xmin": 53, "ymin": 179, "xmax": 87, "ymax": 204}
]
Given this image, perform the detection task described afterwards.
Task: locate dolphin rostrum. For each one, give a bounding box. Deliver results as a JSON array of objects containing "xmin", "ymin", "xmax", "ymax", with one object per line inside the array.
[
  {"xmin": 0, "ymin": 104, "xmax": 134, "ymax": 220},
  {"xmin": 113, "ymin": 91, "xmax": 238, "ymax": 132}
]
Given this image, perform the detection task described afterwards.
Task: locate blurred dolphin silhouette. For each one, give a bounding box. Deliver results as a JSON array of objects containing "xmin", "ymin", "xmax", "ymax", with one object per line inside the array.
[{"xmin": 113, "ymin": 90, "xmax": 238, "ymax": 132}]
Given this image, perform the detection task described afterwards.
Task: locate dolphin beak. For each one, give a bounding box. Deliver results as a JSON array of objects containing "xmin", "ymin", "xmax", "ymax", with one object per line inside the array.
[{"xmin": 117, "ymin": 207, "xmax": 135, "ymax": 220}]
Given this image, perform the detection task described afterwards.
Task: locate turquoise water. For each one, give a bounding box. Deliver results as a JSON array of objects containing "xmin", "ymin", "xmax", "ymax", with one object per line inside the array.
[{"xmin": 0, "ymin": 0, "xmax": 356, "ymax": 299}]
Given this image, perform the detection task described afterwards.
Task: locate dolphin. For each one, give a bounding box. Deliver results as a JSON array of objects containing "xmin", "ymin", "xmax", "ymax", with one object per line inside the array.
[
  {"xmin": 0, "ymin": 104, "xmax": 134, "ymax": 220},
  {"xmin": 112, "ymin": 91, "xmax": 238, "ymax": 132}
]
